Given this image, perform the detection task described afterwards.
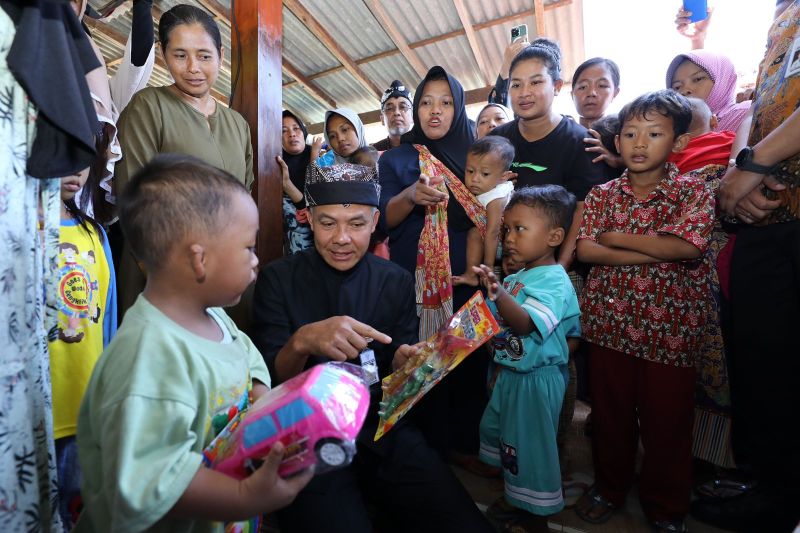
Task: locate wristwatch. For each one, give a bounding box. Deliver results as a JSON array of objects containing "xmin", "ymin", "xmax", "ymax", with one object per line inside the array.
[{"xmin": 734, "ymin": 146, "xmax": 776, "ymax": 175}]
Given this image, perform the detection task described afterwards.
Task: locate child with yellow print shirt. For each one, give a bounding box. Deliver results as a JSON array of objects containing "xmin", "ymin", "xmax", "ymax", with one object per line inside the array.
[{"xmin": 51, "ymin": 167, "xmax": 118, "ymax": 529}]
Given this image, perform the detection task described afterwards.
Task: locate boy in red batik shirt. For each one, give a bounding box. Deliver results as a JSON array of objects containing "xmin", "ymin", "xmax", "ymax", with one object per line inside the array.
[{"xmin": 573, "ymin": 90, "xmax": 714, "ymax": 533}]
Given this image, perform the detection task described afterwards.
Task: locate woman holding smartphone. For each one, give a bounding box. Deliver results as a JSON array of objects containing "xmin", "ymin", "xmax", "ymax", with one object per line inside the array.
[
  {"xmin": 491, "ymin": 38, "xmax": 604, "ymax": 268},
  {"xmin": 488, "ymin": 25, "xmax": 530, "ymax": 106}
]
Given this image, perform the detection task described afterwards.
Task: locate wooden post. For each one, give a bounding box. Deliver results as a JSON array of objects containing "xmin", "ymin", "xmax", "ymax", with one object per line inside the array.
[
  {"xmin": 231, "ymin": 0, "xmax": 283, "ymax": 266},
  {"xmin": 534, "ymin": 0, "xmax": 547, "ymax": 37}
]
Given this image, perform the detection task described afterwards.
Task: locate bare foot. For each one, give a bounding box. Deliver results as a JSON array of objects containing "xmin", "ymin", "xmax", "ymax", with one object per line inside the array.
[{"xmin": 453, "ymin": 271, "xmax": 479, "ymax": 286}]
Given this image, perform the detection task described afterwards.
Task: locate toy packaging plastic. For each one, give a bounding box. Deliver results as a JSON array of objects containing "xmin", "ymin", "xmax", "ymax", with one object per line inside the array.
[
  {"xmin": 374, "ymin": 291, "xmax": 500, "ymax": 440},
  {"xmin": 203, "ymin": 362, "xmax": 370, "ymax": 479}
]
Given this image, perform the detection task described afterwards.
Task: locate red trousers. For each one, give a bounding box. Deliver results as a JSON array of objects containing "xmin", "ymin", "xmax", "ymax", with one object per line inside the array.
[{"xmin": 588, "ymin": 343, "xmax": 695, "ymax": 522}]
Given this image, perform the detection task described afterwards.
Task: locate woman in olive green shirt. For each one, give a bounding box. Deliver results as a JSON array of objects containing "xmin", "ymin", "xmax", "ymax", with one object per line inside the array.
[{"xmin": 115, "ymin": 5, "xmax": 253, "ymax": 315}]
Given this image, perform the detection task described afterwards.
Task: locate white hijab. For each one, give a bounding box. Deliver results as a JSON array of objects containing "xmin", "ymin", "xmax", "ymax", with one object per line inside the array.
[{"xmin": 323, "ymin": 108, "xmax": 368, "ymax": 164}]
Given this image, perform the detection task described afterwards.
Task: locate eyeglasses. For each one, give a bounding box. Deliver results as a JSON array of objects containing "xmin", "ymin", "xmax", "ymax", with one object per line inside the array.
[{"xmin": 383, "ymin": 103, "xmax": 411, "ymax": 114}]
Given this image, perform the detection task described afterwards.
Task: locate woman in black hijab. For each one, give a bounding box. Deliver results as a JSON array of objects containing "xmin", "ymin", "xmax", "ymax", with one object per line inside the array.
[
  {"xmin": 378, "ymin": 66, "xmax": 487, "ymax": 461},
  {"xmin": 378, "ymin": 66, "xmax": 475, "ymax": 291},
  {"xmin": 279, "ymin": 109, "xmax": 320, "ymax": 254},
  {"xmin": 405, "ymin": 66, "xmax": 475, "ymax": 177}
]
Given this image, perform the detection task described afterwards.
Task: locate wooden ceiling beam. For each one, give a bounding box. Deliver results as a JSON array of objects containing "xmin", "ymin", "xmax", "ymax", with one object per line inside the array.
[
  {"xmin": 452, "ymin": 0, "xmax": 492, "ymax": 86},
  {"xmin": 362, "ymin": 0, "xmax": 427, "ymax": 78},
  {"xmin": 195, "ymin": 0, "xmax": 230, "ymax": 22},
  {"xmin": 284, "ymin": 49, "xmax": 400, "ymax": 90},
  {"xmin": 283, "ymin": 0, "xmax": 382, "ymax": 99},
  {"xmin": 306, "ymin": 84, "xmax": 495, "ymax": 134},
  {"xmin": 282, "ymin": 60, "xmax": 337, "ymax": 109},
  {"xmin": 281, "ymin": 2, "xmax": 572, "ymax": 90},
  {"xmin": 84, "ymin": 15, "xmax": 127, "ymax": 44}
]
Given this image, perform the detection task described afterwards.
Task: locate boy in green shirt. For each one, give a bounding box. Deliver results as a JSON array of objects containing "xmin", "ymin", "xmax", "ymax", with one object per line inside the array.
[{"xmin": 75, "ymin": 155, "xmax": 311, "ymax": 533}]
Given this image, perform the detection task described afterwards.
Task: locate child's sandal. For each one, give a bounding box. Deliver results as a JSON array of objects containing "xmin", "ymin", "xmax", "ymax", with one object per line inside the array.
[
  {"xmin": 501, "ymin": 513, "xmax": 547, "ymax": 533},
  {"xmin": 651, "ymin": 519, "xmax": 688, "ymax": 532},
  {"xmin": 574, "ymin": 485, "xmax": 616, "ymax": 524},
  {"xmin": 487, "ymin": 496, "xmax": 524, "ymax": 523}
]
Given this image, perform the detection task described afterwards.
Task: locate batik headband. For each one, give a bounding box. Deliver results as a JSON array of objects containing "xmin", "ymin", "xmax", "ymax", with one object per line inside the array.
[{"xmin": 305, "ymin": 162, "xmax": 380, "ymax": 207}]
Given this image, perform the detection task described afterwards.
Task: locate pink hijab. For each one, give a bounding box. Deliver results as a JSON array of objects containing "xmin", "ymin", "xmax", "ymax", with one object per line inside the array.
[{"xmin": 666, "ymin": 50, "xmax": 751, "ymax": 133}]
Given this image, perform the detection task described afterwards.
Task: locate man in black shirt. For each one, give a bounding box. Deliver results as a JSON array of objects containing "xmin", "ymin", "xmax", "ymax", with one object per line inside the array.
[{"xmin": 251, "ymin": 163, "xmax": 492, "ymax": 533}]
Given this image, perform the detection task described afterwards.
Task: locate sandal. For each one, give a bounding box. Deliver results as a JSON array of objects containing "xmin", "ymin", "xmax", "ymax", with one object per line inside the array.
[
  {"xmin": 501, "ymin": 513, "xmax": 548, "ymax": 533},
  {"xmin": 651, "ymin": 519, "xmax": 688, "ymax": 532},
  {"xmin": 487, "ymin": 496, "xmax": 524, "ymax": 523},
  {"xmin": 463, "ymin": 457, "xmax": 502, "ymax": 478},
  {"xmin": 695, "ymin": 478, "xmax": 756, "ymax": 500},
  {"xmin": 574, "ymin": 485, "xmax": 616, "ymax": 524},
  {"xmin": 562, "ymin": 479, "xmax": 590, "ymax": 508}
]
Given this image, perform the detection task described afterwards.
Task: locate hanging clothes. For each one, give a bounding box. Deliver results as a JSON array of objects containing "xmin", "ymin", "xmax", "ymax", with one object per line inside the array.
[
  {"xmin": 0, "ymin": 7, "xmax": 63, "ymax": 532},
  {"xmin": 1, "ymin": 0, "xmax": 100, "ymax": 178}
]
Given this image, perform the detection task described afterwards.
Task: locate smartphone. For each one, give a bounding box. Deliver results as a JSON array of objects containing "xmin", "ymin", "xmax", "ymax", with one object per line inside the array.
[
  {"xmin": 511, "ymin": 24, "xmax": 528, "ymax": 43},
  {"xmin": 683, "ymin": 0, "xmax": 708, "ymax": 22}
]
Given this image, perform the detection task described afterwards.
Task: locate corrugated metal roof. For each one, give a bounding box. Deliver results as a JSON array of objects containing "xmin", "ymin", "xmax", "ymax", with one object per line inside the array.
[
  {"xmin": 87, "ymin": 0, "xmax": 585, "ymax": 125},
  {"xmin": 464, "ymin": 0, "xmax": 566, "ymax": 23},
  {"xmin": 545, "ymin": 0, "xmax": 584, "ymax": 83},
  {"xmin": 313, "ymin": 69, "xmax": 378, "ymax": 113},
  {"xmin": 298, "ymin": 0, "xmax": 396, "ymax": 61},
  {"xmin": 360, "ymin": 54, "xmax": 421, "ymax": 96},
  {"xmin": 283, "ymin": 84, "xmax": 329, "ymax": 122},
  {"xmin": 92, "ymin": 31, "xmax": 124, "ymax": 61},
  {"xmin": 385, "ymin": 0, "xmax": 462, "ymax": 43},
  {"xmin": 282, "ymin": 8, "xmax": 341, "ymax": 73},
  {"xmin": 415, "ymin": 36, "xmax": 486, "ymax": 90}
]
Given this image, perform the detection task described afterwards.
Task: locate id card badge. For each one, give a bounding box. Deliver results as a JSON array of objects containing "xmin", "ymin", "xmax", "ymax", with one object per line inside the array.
[
  {"xmin": 359, "ymin": 348, "xmax": 380, "ymax": 386},
  {"xmin": 786, "ymin": 36, "xmax": 800, "ymax": 79}
]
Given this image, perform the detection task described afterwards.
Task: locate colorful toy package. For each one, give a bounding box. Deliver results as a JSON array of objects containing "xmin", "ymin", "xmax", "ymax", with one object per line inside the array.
[
  {"xmin": 374, "ymin": 291, "xmax": 500, "ymax": 440},
  {"xmin": 203, "ymin": 362, "xmax": 370, "ymax": 479}
]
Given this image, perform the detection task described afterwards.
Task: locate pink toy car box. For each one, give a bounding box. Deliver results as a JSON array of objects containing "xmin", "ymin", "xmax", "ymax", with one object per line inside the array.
[{"xmin": 203, "ymin": 362, "xmax": 370, "ymax": 479}]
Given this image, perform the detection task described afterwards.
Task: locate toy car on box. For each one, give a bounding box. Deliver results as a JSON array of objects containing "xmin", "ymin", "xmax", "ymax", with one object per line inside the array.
[{"xmin": 203, "ymin": 362, "xmax": 370, "ymax": 479}]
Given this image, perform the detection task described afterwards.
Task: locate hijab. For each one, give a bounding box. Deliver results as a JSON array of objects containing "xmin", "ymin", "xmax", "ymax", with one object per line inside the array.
[
  {"xmin": 666, "ymin": 51, "xmax": 751, "ymax": 133},
  {"xmin": 404, "ymin": 66, "xmax": 475, "ymax": 177},
  {"xmin": 479, "ymin": 102, "xmax": 514, "ymax": 122},
  {"xmin": 323, "ymin": 108, "xmax": 368, "ymax": 164},
  {"xmin": 282, "ymin": 110, "xmax": 312, "ymax": 192}
]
